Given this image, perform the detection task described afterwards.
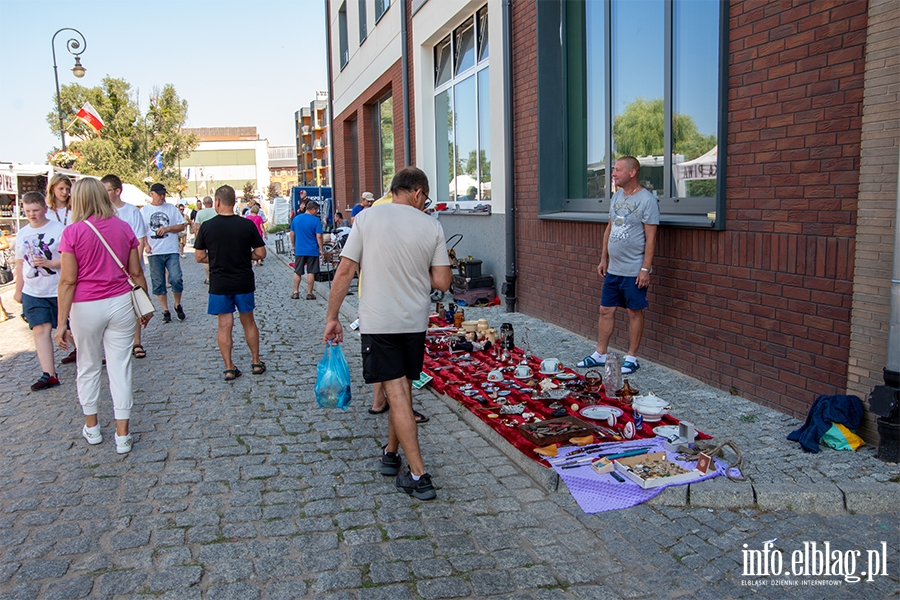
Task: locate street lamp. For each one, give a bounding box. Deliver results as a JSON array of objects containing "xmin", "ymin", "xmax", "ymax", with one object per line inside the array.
[{"xmin": 52, "ymin": 28, "xmax": 87, "ymax": 152}]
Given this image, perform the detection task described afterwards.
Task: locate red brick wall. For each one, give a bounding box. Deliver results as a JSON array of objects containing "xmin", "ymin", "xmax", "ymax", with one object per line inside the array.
[
  {"xmin": 512, "ymin": 0, "xmax": 867, "ymax": 418},
  {"xmin": 332, "ymin": 59, "xmax": 407, "ymax": 211}
]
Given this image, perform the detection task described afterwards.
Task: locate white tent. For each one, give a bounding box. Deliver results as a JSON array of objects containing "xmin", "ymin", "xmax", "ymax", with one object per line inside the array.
[
  {"xmin": 674, "ymin": 145, "xmax": 717, "ymax": 197},
  {"xmin": 120, "ymin": 183, "xmax": 151, "ymax": 207}
]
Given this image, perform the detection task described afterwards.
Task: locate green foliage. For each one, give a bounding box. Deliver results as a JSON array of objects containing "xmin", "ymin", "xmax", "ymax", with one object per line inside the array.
[
  {"xmin": 242, "ymin": 181, "xmax": 256, "ymax": 203},
  {"xmin": 45, "ymin": 77, "xmax": 197, "ymax": 189},
  {"xmin": 267, "ymin": 182, "xmax": 280, "ymax": 200},
  {"xmin": 612, "ymin": 97, "xmax": 716, "ymax": 161},
  {"xmin": 267, "ymin": 224, "xmax": 289, "ymax": 234}
]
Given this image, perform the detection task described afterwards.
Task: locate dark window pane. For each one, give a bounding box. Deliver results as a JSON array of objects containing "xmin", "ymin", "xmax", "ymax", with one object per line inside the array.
[
  {"xmin": 435, "ymin": 36, "xmax": 452, "ymax": 87},
  {"xmin": 566, "ymin": 0, "xmax": 606, "ymax": 199},
  {"xmin": 454, "ymin": 17, "xmax": 476, "ymax": 75},
  {"xmin": 611, "ymin": 0, "xmax": 664, "ymax": 194},
  {"xmin": 477, "ymin": 67, "xmax": 491, "ymax": 202},
  {"xmin": 434, "ymin": 90, "xmax": 453, "ymax": 201},
  {"xmin": 359, "ymin": 0, "xmax": 367, "ymax": 42},
  {"xmin": 375, "ymin": 0, "xmax": 390, "ymax": 21},
  {"xmin": 339, "ymin": 3, "xmax": 349, "ymax": 68},
  {"xmin": 673, "ymin": 0, "xmax": 719, "ymax": 198}
]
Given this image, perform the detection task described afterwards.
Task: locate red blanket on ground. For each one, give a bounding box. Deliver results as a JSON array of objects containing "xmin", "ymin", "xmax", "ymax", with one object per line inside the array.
[{"xmin": 422, "ymin": 332, "xmax": 710, "ymax": 464}]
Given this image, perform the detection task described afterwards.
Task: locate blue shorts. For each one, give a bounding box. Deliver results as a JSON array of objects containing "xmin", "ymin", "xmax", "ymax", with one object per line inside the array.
[
  {"xmin": 21, "ymin": 294, "xmax": 58, "ymax": 329},
  {"xmin": 208, "ymin": 292, "xmax": 255, "ymax": 315},
  {"xmin": 147, "ymin": 253, "xmax": 184, "ymax": 296},
  {"xmin": 601, "ymin": 274, "xmax": 648, "ymax": 310}
]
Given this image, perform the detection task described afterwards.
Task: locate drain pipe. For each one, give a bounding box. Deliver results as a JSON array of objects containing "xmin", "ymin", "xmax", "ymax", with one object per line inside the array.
[
  {"xmin": 400, "ymin": 0, "xmax": 411, "ymax": 166},
  {"xmin": 868, "ymin": 149, "xmax": 900, "ymax": 462},
  {"xmin": 502, "ymin": 0, "xmax": 517, "ymax": 312}
]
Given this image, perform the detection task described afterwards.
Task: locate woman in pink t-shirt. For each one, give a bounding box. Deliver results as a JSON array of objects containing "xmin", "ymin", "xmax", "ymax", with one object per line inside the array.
[
  {"xmin": 55, "ymin": 178, "xmax": 152, "ymax": 455},
  {"xmin": 246, "ymin": 205, "xmax": 267, "ymax": 266}
]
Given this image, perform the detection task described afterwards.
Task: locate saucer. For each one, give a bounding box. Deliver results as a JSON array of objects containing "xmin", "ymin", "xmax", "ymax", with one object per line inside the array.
[
  {"xmin": 554, "ymin": 372, "xmax": 578, "ymax": 380},
  {"xmin": 513, "ymin": 374, "xmax": 534, "ymax": 380},
  {"xmin": 579, "ymin": 405, "xmax": 624, "ymax": 421},
  {"xmin": 652, "ymin": 425, "xmax": 679, "ymax": 438},
  {"xmin": 539, "ymin": 369, "xmax": 563, "ymax": 376}
]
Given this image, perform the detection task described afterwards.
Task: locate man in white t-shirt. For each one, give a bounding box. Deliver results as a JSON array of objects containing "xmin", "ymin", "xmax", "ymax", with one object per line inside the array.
[
  {"xmin": 102, "ymin": 174, "xmax": 151, "ymax": 358},
  {"xmin": 324, "ymin": 167, "xmax": 451, "ymax": 501},
  {"xmin": 13, "ymin": 191, "xmax": 67, "ymax": 391},
  {"xmin": 141, "ymin": 183, "xmax": 187, "ymax": 323}
]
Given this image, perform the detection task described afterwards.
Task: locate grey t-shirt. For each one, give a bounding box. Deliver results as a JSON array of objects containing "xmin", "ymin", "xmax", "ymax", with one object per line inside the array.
[
  {"xmin": 606, "ymin": 187, "xmax": 660, "ymax": 277},
  {"xmin": 341, "ymin": 203, "xmax": 449, "ymax": 334}
]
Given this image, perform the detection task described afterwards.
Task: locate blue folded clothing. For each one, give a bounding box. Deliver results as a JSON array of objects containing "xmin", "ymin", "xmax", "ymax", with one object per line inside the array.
[{"xmin": 787, "ymin": 394, "xmax": 863, "ymax": 453}]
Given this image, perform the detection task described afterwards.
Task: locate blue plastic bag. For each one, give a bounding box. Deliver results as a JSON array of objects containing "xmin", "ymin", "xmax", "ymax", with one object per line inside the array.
[{"xmin": 315, "ymin": 342, "xmax": 352, "ymax": 410}]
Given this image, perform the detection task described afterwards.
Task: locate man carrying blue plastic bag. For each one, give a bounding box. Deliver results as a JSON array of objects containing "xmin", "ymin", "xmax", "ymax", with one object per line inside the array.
[{"xmin": 324, "ymin": 167, "xmax": 451, "ymax": 501}]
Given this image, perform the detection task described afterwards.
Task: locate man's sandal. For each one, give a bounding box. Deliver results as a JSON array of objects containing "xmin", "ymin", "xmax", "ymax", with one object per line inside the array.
[
  {"xmin": 290, "ymin": 292, "xmax": 300, "ymax": 300},
  {"xmin": 576, "ymin": 355, "xmax": 606, "ymax": 368},
  {"xmin": 132, "ymin": 345, "xmax": 146, "ymax": 359},
  {"xmin": 223, "ymin": 368, "xmax": 242, "ymax": 381},
  {"xmin": 251, "ymin": 362, "xmax": 266, "ymax": 375},
  {"xmin": 621, "ymin": 360, "xmax": 640, "ymax": 374},
  {"xmin": 413, "ymin": 410, "xmax": 430, "ymax": 424}
]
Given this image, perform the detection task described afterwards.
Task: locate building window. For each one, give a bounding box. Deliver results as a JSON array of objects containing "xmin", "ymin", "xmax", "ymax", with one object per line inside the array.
[
  {"xmin": 358, "ymin": 0, "xmax": 367, "ymax": 43},
  {"xmin": 339, "ymin": 2, "xmax": 349, "ymax": 69},
  {"xmin": 433, "ymin": 5, "xmax": 490, "ymax": 212},
  {"xmin": 375, "ymin": 0, "xmax": 390, "ymax": 23},
  {"xmin": 376, "ymin": 96, "xmax": 395, "ymax": 196},
  {"xmin": 543, "ymin": 0, "xmax": 724, "ymax": 227}
]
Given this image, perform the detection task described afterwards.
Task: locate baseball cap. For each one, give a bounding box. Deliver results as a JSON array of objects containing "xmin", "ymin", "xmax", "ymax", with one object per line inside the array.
[
  {"xmin": 361, "ymin": 192, "xmax": 375, "ymax": 201},
  {"xmin": 149, "ymin": 183, "xmax": 167, "ymax": 195}
]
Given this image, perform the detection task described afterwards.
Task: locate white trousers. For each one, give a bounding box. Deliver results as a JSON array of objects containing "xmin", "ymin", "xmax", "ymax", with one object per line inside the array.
[{"xmin": 70, "ymin": 292, "xmax": 136, "ymax": 420}]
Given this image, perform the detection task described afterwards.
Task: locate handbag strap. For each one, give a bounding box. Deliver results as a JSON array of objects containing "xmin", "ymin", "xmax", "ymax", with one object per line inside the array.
[{"xmin": 83, "ymin": 219, "xmax": 135, "ymax": 286}]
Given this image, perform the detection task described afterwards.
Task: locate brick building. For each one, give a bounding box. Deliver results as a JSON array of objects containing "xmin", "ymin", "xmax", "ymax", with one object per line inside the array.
[{"xmin": 327, "ymin": 0, "xmax": 899, "ymax": 441}]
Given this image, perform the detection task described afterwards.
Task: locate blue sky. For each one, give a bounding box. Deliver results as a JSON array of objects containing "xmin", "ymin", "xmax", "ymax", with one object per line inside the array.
[{"xmin": 0, "ymin": 0, "xmax": 328, "ymax": 164}]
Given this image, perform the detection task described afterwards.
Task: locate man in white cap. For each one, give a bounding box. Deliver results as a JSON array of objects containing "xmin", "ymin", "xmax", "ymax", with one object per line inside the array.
[{"xmin": 350, "ymin": 192, "xmax": 374, "ymax": 225}]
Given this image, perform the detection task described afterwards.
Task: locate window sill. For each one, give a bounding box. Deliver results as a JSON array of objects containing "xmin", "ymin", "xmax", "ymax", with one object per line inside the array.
[
  {"xmin": 538, "ymin": 210, "xmax": 717, "ymax": 228},
  {"xmin": 435, "ymin": 209, "xmax": 492, "ymax": 217}
]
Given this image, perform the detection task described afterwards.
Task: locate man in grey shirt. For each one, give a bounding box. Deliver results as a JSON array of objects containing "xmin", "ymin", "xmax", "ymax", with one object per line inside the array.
[{"xmin": 578, "ymin": 156, "xmax": 659, "ymax": 375}]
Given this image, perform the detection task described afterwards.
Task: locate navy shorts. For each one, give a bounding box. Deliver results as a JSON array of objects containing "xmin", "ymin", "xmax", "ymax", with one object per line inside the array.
[
  {"xmin": 361, "ymin": 332, "xmax": 426, "ymax": 384},
  {"xmin": 208, "ymin": 292, "xmax": 255, "ymax": 315},
  {"xmin": 294, "ymin": 255, "xmax": 320, "ymax": 275},
  {"xmin": 21, "ymin": 294, "xmax": 58, "ymax": 329},
  {"xmin": 601, "ymin": 274, "xmax": 649, "ymax": 310}
]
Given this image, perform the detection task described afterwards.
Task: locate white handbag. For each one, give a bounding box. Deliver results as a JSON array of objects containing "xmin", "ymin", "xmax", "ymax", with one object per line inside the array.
[{"xmin": 84, "ymin": 220, "xmax": 155, "ymax": 318}]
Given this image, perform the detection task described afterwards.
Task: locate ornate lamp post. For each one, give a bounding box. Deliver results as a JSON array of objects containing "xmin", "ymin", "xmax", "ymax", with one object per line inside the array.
[{"xmin": 52, "ymin": 28, "xmax": 87, "ymax": 152}]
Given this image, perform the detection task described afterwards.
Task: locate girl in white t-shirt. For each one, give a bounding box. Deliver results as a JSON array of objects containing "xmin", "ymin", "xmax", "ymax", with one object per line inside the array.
[{"xmin": 47, "ymin": 173, "xmax": 73, "ymax": 227}]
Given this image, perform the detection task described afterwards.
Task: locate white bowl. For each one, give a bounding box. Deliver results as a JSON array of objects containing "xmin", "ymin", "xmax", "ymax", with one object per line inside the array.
[{"xmin": 632, "ymin": 393, "xmax": 671, "ymax": 421}]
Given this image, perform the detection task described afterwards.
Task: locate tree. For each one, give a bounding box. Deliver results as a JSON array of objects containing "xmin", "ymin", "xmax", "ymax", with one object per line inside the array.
[
  {"xmin": 612, "ymin": 97, "xmax": 716, "ymax": 161},
  {"xmin": 45, "ymin": 77, "xmax": 198, "ymax": 188},
  {"xmin": 242, "ymin": 181, "xmax": 255, "ymax": 204},
  {"xmin": 267, "ymin": 182, "xmax": 280, "ymax": 200}
]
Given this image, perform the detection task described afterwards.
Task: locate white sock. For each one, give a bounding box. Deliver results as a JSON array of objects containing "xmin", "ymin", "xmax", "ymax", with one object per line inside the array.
[
  {"xmin": 625, "ymin": 355, "xmax": 638, "ymax": 364},
  {"xmin": 592, "ymin": 352, "xmax": 605, "ymax": 362},
  {"xmin": 411, "ymin": 472, "xmax": 421, "ymax": 481}
]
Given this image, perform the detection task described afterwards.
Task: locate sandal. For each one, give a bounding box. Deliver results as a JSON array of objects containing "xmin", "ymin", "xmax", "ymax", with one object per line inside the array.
[
  {"xmin": 290, "ymin": 292, "xmax": 300, "ymax": 300},
  {"xmin": 414, "ymin": 410, "xmax": 430, "ymax": 424},
  {"xmin": 306, "ymin": 293, "xmax": 316, "ymax": 300},
  {"xmin": 368, "ymin": 404, "xmax": 390, "ymax": 415},
  {"xmin": 223, "ymin": 368, "xmax": 242, "ymax": 381},
  {"xmin": 576, "ymin": 355, "xmax": 605, "ymax": 368},
  {"xmin": 132, "ymin": 345, "xmax": 146, "ymax": 359},
  {"xmin": 621, "ymin": 360, "xmax": 640, "ymax": 374},
  {"xmin": 251, "ymin": 362, "xmax": 266, "ymax": 375}
]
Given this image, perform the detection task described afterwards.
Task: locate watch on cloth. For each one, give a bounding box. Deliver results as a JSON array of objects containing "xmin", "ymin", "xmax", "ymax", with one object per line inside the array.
[{"xmin": 640, "ymin": 267, "xmax": 652, "ymax": 274}]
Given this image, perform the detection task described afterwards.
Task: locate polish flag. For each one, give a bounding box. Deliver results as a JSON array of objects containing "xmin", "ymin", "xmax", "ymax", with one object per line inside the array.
[{"xmin": 76, "ymin": 102, "xmax": 104, "ymax": 134}]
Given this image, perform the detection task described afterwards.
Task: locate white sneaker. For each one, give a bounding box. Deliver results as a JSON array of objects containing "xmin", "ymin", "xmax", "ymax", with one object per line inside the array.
[
  {"xmin": 115, "ymin": 433, "xmax": 133, "ymax": 454},
  {"xmin": 82, "ymin": 425, "xmax": 102, "ymax": 445}
]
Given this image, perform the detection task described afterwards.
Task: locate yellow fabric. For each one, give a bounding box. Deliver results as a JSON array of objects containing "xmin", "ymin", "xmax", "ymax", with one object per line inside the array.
[{"xmin": 835, "ymin": 423, "xmax": 865, "ymax": 450}]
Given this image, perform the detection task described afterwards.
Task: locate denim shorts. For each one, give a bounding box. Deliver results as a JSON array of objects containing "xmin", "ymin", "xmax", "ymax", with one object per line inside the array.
[
  {"xmin": 601, "ymin": 274, "xmax": 649, "ymax": 310},
  {"xmin": 21, "ymin": 294, "xmax": 58, "ymax": 329},
  {"xmin": 147, "ymin": 253, "xmax": 184, "ymax": 296},
  {"xmin": 208, "ymin": 292, "xmax": 255, "ymax": 315}
]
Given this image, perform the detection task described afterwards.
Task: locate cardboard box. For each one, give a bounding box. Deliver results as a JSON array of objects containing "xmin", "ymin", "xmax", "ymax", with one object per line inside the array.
[{"xmin": 613, "ymin": 451, "xmax": 704, "ymax": 489}]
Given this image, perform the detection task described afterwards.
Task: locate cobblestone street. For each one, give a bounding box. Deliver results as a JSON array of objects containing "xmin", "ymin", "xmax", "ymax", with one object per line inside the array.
[{"xmin": 0, "ymin": 247, "xmax": 897, "ymax": 599}]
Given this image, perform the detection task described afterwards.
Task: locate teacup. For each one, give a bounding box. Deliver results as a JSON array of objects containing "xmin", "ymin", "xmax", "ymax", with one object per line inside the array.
[
  {"xmin": 487, "ymin": 369, "xmax": 504, "ymax": 382},
  {"xmin": 515, "ymin": 364, "xmax": 533, "ymax": 379},
  {"xmin": 540, "ymin": 358, "xmax": 561, "ymax": 373}
]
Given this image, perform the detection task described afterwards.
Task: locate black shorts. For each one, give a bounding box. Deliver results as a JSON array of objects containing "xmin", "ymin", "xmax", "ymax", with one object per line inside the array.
[
  {"xmin": 294, "ymin": 255, "xmax": 320, "ymax": 275},
  {"xmin": 361, "ymin": 332, "xmax": 426, "ymax": 384}
]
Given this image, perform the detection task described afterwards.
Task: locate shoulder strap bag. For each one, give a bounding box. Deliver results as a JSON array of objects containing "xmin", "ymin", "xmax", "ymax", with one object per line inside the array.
[{"xmin": 83, "ymin": 220, "xmax": 155, "ymax": 318}]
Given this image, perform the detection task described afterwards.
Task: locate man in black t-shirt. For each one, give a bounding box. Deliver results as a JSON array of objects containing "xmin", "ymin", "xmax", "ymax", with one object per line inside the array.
[{"xmin": 194, "ymin": 185, "xmax": 267, "ymax": 381}]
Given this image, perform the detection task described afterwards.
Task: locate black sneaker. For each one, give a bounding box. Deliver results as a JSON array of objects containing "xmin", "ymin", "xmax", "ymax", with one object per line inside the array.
[
  {"xmin": 174, "ymin": 305, "xmax": 186, "ymax": 321},
  {"xmin": 381, "ymin": 448, "xmax": 401, "ymax": 476},
  {"xmin": 162, "ymin": 310, "xmax": 172, "ymax": 323},
  {"xmin": 396, "ymin": 470, "xmax": 436, "ymax": 501},
  {"xmin": 31, "ymin": 373, "xmax": 60, "ymax": 391}
]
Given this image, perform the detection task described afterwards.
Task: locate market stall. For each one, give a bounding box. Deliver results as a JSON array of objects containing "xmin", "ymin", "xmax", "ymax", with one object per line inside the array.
[
  {"xmin": 422, "ymin": 312, "xmax": 738, "ymax": 512},
  {"xmin": 0, "ymin": 163, "xmax": 82, "ymax": 235}
]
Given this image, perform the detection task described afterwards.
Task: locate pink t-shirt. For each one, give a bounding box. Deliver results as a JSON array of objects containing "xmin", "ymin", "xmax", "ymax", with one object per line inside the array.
[
  {"xmin": 59, "ymin": 216, "xmax": 139, "ymax": 303},
  {"xmin": 246, "ymin": 214, "xmax": 265, "ymax": 238}
]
